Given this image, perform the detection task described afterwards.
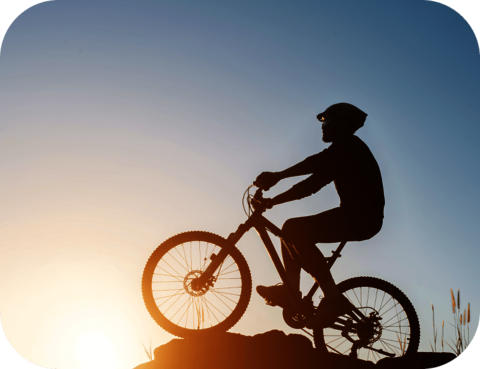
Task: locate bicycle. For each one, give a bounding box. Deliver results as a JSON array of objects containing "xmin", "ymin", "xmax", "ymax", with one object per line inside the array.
[{"xmin": 142, "ymin": 185, "xmax": 420, "ymax": 363}]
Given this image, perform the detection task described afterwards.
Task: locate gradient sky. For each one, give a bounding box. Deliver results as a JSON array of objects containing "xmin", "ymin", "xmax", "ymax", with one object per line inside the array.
[{"xmin": 0, "ymin": 1, "xmax": 479, "ymax": 368}]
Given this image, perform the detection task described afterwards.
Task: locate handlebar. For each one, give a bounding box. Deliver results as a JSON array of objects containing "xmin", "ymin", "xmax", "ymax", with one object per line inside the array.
[
  {"xmin": 253, "ymin": 180, "xmax": 273, "ymax": 192},
  {"xmin": 252, "ymin": 187, "xmax": 264, "ymax": 202},
  {"xmin": 242, "ymin": 184, "xmax": 268, "ymax": 217}
]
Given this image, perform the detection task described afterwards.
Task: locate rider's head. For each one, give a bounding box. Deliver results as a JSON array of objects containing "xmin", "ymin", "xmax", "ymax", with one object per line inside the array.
[{"xmin": 317, "ymin": 103, "xmax": 368, "ymax": 143}]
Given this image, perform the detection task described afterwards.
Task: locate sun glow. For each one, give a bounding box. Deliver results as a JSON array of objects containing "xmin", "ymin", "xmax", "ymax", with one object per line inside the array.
[{"xmin": 75, "ymin": 331, "xmax": 118, "ymax": 369}]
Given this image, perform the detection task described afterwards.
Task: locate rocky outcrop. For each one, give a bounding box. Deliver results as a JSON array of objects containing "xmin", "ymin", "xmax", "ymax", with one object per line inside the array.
[{"xmin": 133, "ymin": 330, "xmax": 456, "ymax": 369}]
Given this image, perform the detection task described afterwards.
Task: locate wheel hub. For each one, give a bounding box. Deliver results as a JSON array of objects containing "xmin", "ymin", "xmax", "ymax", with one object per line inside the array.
[
  {"xmin": 184, "ymin": 270, "xmax": 212, "ymax": 297},
  {"xmin": 357, "ymin": 309, "xmax": 382, "ymax": 344}
]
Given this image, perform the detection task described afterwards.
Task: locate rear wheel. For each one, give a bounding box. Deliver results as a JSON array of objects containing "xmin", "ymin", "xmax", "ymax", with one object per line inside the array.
[
  {"xmin": 142, "ymin": 231, "xmax": 252, "ymax": 338},
  {"xmin": 313, "ymin": 277, "xmax": 420, "ymax": 363}
]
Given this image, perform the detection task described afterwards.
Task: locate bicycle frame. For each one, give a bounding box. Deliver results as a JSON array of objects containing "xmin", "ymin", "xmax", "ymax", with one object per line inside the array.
[
  {"xmin": 144, "ymin": 186, "xmax": 415, "ymax": 360},
  {"xmin": 197, "ymin": 206, "xmax": 347, "ymax": 312}
]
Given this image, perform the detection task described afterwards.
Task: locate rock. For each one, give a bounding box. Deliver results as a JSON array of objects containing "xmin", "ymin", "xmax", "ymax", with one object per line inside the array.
[
  {"xmin": 376, "ymin": 352, "xmax": 457, "ymax": 369},
  {"xmin": 143, "ymin": 330, "xmax": 316, "ymax": 369},
  {"xmin": 133, "ymin": 330, "xmax": 456, "ymax": 369}
]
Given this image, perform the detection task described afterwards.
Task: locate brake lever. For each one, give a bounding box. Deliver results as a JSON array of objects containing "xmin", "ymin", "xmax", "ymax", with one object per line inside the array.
[{"xmin": 253, "ymin": 187, "xmax": 264, "ymax": 201}]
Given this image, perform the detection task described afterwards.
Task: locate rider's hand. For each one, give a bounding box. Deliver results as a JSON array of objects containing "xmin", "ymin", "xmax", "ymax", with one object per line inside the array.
[
  {"xmin": 250, "ymin": 197, "xmax": 274, "ymax": 211},
  {"xmin": 254, "ymin": 171, "xmax": 281, "ymax": 191}
]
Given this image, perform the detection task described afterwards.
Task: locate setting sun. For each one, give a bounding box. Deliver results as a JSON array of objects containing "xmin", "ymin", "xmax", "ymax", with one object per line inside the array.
[{"xmin": 75, "ymin": 331, "xmax": 118, "ymax": 369}]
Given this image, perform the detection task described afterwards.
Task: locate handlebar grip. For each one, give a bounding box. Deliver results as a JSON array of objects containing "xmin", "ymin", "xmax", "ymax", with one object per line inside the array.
[
  {"xmin": 254, "ymin": 187, "xmax": 263, "ymax": 198},
  {"xmin": 253, "ymin": 181, "xmax": 272, "ymax": 191}
]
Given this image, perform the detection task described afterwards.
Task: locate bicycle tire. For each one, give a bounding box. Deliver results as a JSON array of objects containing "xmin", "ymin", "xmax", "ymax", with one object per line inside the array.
[
  {"xmin": 142, "ymin": 231, "xmax": 252, "ymax": 338},
  {"xmin": 313, "ymin": 276, "xmax": 420, "ymax": 363}
]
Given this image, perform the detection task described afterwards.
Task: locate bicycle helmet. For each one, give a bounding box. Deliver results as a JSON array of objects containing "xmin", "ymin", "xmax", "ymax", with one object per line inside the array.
[{"xmin": 317, "ymin": 103, "xmax": 368, "ymax": 133}]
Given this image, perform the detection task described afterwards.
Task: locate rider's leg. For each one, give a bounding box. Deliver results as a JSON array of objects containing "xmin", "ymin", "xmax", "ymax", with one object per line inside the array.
[
  {"xmin": 256, "ymin": 241, "xmax": 301, "ymax": 306},
  {"xmin": 255, "ymin": 226, "xmax": 302, "ymax": 306},
  {"xmin": 284, "ymin": 208, "xmax": 383, "ymax": 300},
  {"xmin": 281, "ymin": 240, "xmax": 301, "ymax": 291},
  {"xmin": 282, "ymin": 218, "xmax": 342, "ymax": 300},
  {"xmin": 258, "ymin": 208, "xmax": 382, "ymax": 308},
  {"xmin": 286, "ymin": 222, "xmax": 342, "ymax": 300}
]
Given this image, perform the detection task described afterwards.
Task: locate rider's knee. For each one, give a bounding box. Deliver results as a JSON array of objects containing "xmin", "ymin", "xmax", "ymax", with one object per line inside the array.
[{"xmin": 281, "ymin": 218, "xmax": 297, "ymax": 238}]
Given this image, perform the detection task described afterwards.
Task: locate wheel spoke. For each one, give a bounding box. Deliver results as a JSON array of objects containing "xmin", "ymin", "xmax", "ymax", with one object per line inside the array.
[
  {"xmin": 143, "ymin": 233, "xmax": 252, "ymax": 336},
  {"xmin": 181, "ymin": 243, "xmax": 191, "ymax": 272},
  {"xmin": 153, "ymin": 272, "xmax": 183, "ymax": 280},
  {"xmin": 202, "ymin": 294, "xmax": 228, "ymax": 319},
  {"xmin": 210, "ymin": 290, "xmax": 240, "ymax": 297},
  {"xmin": 201, "ymin": 243, "xmax": 212, "ymax": 271},
  {"xmin": 379, "ymin": 300, "xmax": 401, "ymax": 317},
  {"xmin": 200, "ymin": 295, "xmax": 215, "ymax": 326},
  {"xmin": 314, "ymin": 279, "xmax": 419, "ymax": 364},
  {"xmin": 159, "ymin": 258, "xmax": 185, "ymax": 279},
  {"xmin": 154, "ymin": 265, "xmax": 183, "ymax": 280},
  {"xmin": 154, "ymin": 292, "xmax": 183, "ymax": 300},
  {"xmin": 210, "ymin": 289, "xmax": 236, "ymax": 311},
  {"xmin": 378, "ymin": 295, "xmax": 394, "ymax": 315},
  {"xmin": 166, "ymin": 251, "xmax": 189, "ymax": 273},
  {"xmin": 160, "ymin": 289, "xmax": 186, "ymax": 313},
  {"xmin": 156, "ymin": 289, "xmax": 184, "ymax": 305},
  {"xmin": 218, "ymin": 269, "xmax": 241, "ymax": 276},
  {"xmin": 179, "ymin": 297, "xmax": 195, "ymax": 327},
  {"xmin": 170, "ymin": 295, "xmax": 191, "ymax": 322},
  {"xmin": 175, "ymin": 246, "xmax": 190, "ymax": 272},
  {"xmin": 212, "ymin": 286, "xmax": 242, "ymax": 290},
  {"xmin": 383, "ymin": 314, "xmax": 409, "ymax": 328},
  {"xmin": 378, "ymin": 338, "xmax": 403, "ymax": 356},
  {"xmin": 219, "ymin": 260, "xmax": 237, "ymax": 274}
]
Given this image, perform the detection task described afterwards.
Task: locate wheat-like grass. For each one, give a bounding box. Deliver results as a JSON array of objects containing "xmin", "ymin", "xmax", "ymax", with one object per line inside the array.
[
  {"xmin": 396, "ymin": 331, "xmax": 407, "ymax": 356},
  {"xmin": 468, "ymin": 303, "xmax": 470, "ymax": 343},
  {"xmin": 433, "ymin": 288, "xmax": 472, "ymax": 356},
  {"xmin": 442, "ymin": 320, "xmax": 444, "ymax": 353},
  {"xmin": 450, "ymin": 288, "xmax": 456, "ymax": 314}
]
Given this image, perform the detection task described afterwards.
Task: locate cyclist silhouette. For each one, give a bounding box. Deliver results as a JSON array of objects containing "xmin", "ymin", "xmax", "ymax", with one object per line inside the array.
[{"xmin": 254, "ymin": 102, "xmax": 385, "ymax": 328}]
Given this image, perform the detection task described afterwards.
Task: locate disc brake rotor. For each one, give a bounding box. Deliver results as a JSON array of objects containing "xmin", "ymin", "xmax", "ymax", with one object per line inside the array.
[{"xmin": 184, "ymin": 270, "xmax": 210, "ymax": 297}]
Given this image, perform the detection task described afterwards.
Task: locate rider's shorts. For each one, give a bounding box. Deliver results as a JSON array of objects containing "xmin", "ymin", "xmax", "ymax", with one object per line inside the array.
[{"xmin": 282, "ymin": 207, "xmax": 383, "ymax": 244}]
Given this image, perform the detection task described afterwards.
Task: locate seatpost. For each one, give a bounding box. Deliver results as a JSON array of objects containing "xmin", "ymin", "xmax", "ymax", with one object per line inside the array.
[
  {"xmin": 305, "ymin": 241, "xmax": 348, "ymax": 301},
  {"xmin": 327, "ymin": 241, "xmax": 347, "ymax": 268}
]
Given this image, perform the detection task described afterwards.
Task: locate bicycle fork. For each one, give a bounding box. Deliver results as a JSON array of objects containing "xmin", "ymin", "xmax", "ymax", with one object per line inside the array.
[{"xmin": 194, "ymin": 221, "xmax": 251, "ymax": 290}]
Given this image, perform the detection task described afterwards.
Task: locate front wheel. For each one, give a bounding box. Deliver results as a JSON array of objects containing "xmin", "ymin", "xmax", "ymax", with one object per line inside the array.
[
  {"xmin": 142, "ymin": 231, "xmax": 252, "ymax": 338},
  {"xmin": 313, "ymin": 276, "xmax": 420, "ymax": 363}
]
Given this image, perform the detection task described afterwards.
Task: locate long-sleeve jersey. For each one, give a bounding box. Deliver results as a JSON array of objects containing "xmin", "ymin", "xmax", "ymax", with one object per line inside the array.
[{"xmin": 290, "ymin": 135, "xmax": 385, "ymax": 217}]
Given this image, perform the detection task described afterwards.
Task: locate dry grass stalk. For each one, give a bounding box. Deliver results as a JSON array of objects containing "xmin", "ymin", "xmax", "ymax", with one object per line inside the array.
[
  {"xmin": 468, "ymin": 303, "xmax": 470, "ymax": 343},
  {"xmin": 141, "ymin": 339, "xmax": 154, "ymax": 361},
  {"xmin": 442, "ymin": 320, "xmax": 444, "ymax": 353},
  {"xmin": 432, "ymin": 288, "xmax": 472, "ymax": 356},
  {"xmin": 396, "ymin": 332, "xmax": 407, "ymax": 356},
  {"xmin": 450, "ymin": 288, "xmax": 456, "ymax": 314},
  {"xmin": 430, "ymin": 303, "xmax": 438, "ymax": 352}
]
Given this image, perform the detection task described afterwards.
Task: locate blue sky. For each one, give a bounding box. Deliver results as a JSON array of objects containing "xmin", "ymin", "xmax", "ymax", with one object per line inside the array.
[{"xmin": 0, "ymin": 1, "xmax": 479, "ymax": 368}]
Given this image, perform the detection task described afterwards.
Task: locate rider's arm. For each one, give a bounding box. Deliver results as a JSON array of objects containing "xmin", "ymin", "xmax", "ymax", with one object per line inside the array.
[
  {"xmin": 274, "ymin": 153, "xmax": 322, "ymax": 180},
  {"xmin": 270, "ymin": 172, "xmax": 332, "ymax": 206},
  {"xmin": 255, "ymin": 152, "xmax": 323, "ymax": 190},
  {"xmin": 269, "ymin": 146, "xmax": 337, "ymax": 206}
]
